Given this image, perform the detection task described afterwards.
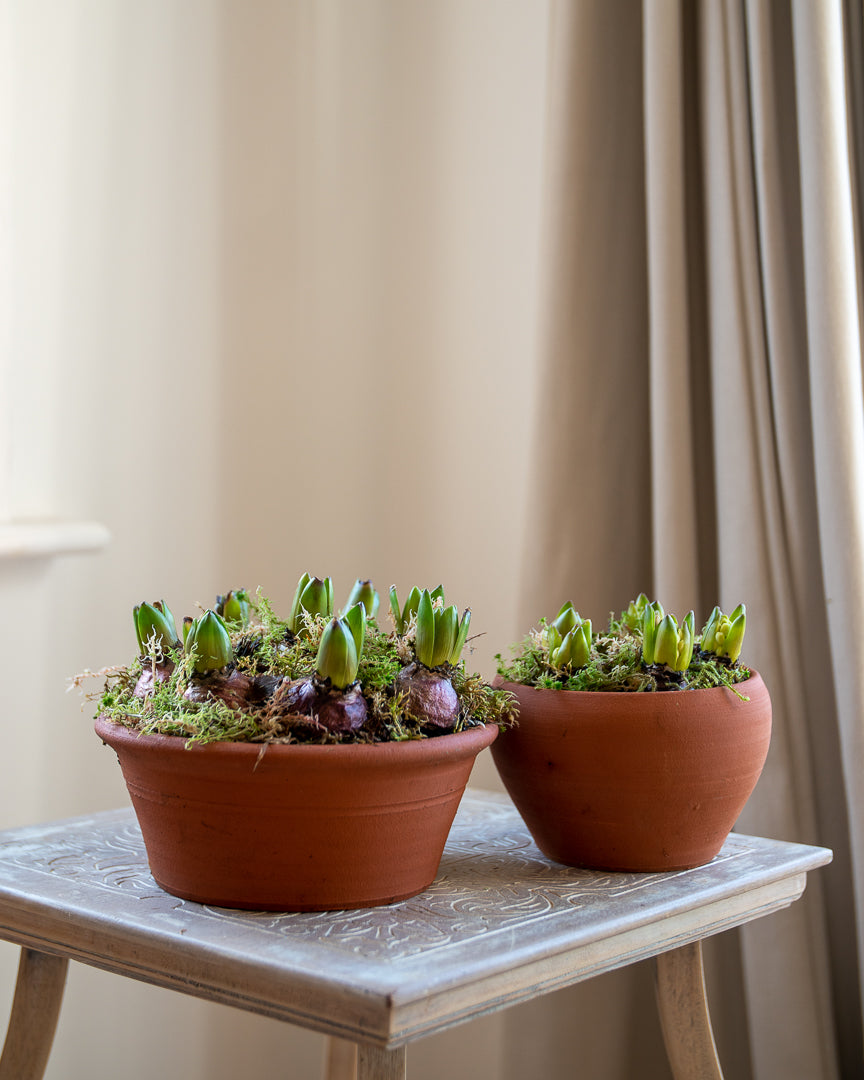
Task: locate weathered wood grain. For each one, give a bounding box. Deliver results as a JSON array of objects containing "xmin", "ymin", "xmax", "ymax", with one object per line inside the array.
[
  {"xmin": 0, "ymin": 948, "xmax": 68, "ymax": 1080},
  {"xmin": 655, "ymin": 942, "xmax": 724, "ymax": 1079},
  {"xmin": 357, "ymin": 1044, "xmax": 406, "ymax": 1080}
]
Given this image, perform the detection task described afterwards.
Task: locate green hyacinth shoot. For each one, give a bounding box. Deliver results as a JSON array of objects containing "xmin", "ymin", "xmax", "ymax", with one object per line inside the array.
[
  {"xmin": 316, "ymin": 610, "xmax": 364, "ymax": 689},
  {"xmin": 411, "ymin": 588, "xmax": 471, "ymax": 668},
  {"xmin": 345, "ymin": 579, "xmax": 379, "ymax": 618},
  {"xmin": 216, "ymin": 588, "xmax": 251, "ymax": 627},
  {"xmin": 546, "ymin": 602, "xmax": 592, "ymax": 670},
  {"xmin": 700, "ymin": 604, "xmax": 746, "ymax": 662},
  {"xmin": 134, "ymin": 600, "xmax": 179, "ymax": 656},
  {"xmin": 184, "ymin": 609, "xmax": 234, "ymax": 674},
  {"xmin": 389, "ymin": 583, "xmax": 444, "ymax": 635},
  {"xmin": 621, "ymin": 593, "xmax": 651, "ymax": 632},
  {"xmin": 289, "ymin": 573, "xmax": 334, "ymax": 636},
  {"xmin": 643, "ymin": 608, "xmax": 695, "ymax": 672}
]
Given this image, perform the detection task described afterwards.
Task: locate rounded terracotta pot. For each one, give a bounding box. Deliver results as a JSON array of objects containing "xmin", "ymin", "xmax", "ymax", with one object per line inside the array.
[
  {"xmin": 95, "ymin": 716, "xmax": 497, "ymax": 910},
  {"xmin": 491, "ymin": 674, "xmax": 771, "ymax": 872}
]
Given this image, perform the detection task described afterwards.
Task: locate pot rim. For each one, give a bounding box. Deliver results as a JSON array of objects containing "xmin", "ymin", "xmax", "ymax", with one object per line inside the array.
[
  {"xmin": 495, "ymin": 669, "xmax": 763, "ymax": 699},
  {"xmin": 95, "ymin": 714, "xmax": 498, "ymax": 759}
]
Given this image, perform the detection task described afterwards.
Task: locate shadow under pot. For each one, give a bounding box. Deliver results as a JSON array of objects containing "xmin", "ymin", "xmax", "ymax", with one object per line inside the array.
[{"xmin": 491, "ymin": 673, "xmax": 771, "ymax": 872}]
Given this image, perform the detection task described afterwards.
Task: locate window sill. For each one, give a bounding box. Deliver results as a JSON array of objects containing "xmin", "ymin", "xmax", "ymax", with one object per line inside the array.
[{"xmin": 0, "ymin": 520, "xmax": 111, "ymax": 560}]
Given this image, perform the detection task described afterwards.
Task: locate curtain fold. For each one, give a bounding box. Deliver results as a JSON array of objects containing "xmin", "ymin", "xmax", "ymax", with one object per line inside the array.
[
  {"xmin": 516, "ymin": 0, "xmax": 864, "ymax": 1074},
  {"xmin": 644, "ymin": 0, "xmax": 702, "ymax": 614},
  {"xmin": 519, "ymin": 0, "xmax": 651, "ymax": 626},
  {"xmin": 701, "ymin": 1, "xmax": 842, "ymax": 1074}
]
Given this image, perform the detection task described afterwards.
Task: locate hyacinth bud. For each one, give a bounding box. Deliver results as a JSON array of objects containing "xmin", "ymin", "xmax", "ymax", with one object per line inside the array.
[
  {"xmin": 548, "ymin": 616, "xmax": 592, "ymax": 670},
  {"xmin": 652, "ymin": 616, "xmax": 678, "ymax": 667},
  {"xmin": 640, "ymin": 601, "xmax": 665, "ymax": 664},
  {"xmin": 622, "ymin": 593, "xmax": 651, "ymax": 631},
  {"xmin": 185, "ymin": 610, "xmax": 233, "ymax": 674},
  {"xmin": 389, "ymin": 584, "xmax": 436, "ymax": 634},
  {"xmin": 552, "ymin": 601, "xmax": 578, "ymax": 637},
  {"xmin": 412, "ymin": 589, "xmax": 471, "ymax": 668},
  {"xmin": 701, "ymin": 603, "xmax": 746, "ymax": 662},
  {"xmin": 217, "ymin": 588, "xmax": 251, "ymax": 627},
  {"xmin": 646, "ymin": 611, "xmax": 694, "ymax": 672},
  {"xmin": 134, "ymin": 601, "xmax": 179, "ymax": 656},
  {"xmin": 345, "ymin": 579, "xmax": 379, "ymax": 618},
  {"xmin": 289, "ymin": 574, "xmax": 334, "ymax": 635},
  {"xmin": 316, "ymin": 617, "xmax": 360, "ymax": 689}
]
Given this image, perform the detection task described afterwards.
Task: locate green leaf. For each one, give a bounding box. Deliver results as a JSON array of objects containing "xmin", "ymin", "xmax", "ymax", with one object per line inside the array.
[
  {"xmin": 292, "ymin": 575, "xmax": 333, "ymax": 635},
  {"xmin": 414, "ymin": 590, "xmax": 436, "ymax": 667},
  {"xmin": 389, "ymin": 585, "xmax": 403, "ymax": 632},
  {"xmin": 552, "ymin": 602, "xmax": 577, "ymax": 636},
  {"xmin": 571, "ymin": 623, "xmax": 592, "ymax": 667},
  {"xmin": 220, "ymin": 589, "xmax": 250, "ymax": 626},
  {"xmin": 153, "ymin": 600, "xmax": 178, "ymax": 641},
  {"xmin": 316, "ymin": 617, "xmax": 359, "ymax": 689},
  {"xmin": 641, "ymin": 604, "xmax": 658, "ymax": 664},
  {"xmin": 346, "ymin": 579, "xmax": 379, "ymax": 618},
  {"xmin": 723, "ymin": 610, "xmax": 746, "ymax": 662},
  {"xmin": 653, "ymin": 614, "xmax": 680, "ymax": 668},
  {"xmin": 403, "ymin": 586, "xmax": 422, "ymax": 627},
  {"xmin": 289, "ymin": 572, "xmax": 311, "ymax": 632},
  {"xmin": 187, "ymin": 610, "xmax": 233, "ymax": 673},
  {"xmin": 431, "ymin": 604, "xmax": 458, "ymax": 667},
  {"xmin": 343, "ymin": 601, "xmax": 367, "ymax": 658},
  {"xmin": 449, "ymin": 608, "xmax": 472, "ymax": 665},
  {"xmin": 134, "ymin": 602, "xmax": 177, "ymax": 655}
]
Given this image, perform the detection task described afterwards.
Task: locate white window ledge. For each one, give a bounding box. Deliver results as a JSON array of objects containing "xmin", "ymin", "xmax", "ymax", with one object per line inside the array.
[{"xmin": 0, "ymin": 520, "xmax": 111, "ymax": 559}]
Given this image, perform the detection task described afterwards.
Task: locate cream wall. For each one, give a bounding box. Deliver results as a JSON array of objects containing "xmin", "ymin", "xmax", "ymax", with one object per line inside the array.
[{"xmin": 1, "ymin": 2, "xmax": 549, "ymax": 1077}]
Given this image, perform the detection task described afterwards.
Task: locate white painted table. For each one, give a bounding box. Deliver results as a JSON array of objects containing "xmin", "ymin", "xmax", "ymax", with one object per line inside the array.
[{"xmin": 0, "ymin": 791, "xmax": 832, "ymax": 1080}]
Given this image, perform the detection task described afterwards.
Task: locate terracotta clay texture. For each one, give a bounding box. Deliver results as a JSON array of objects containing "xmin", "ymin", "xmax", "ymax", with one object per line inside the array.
[
  {"xmin": 491, "ymin": 674, "xmax": 771, "ymax": 871},
  {"xmin": 95, "ymin": 717, "xmax": 497, "ymax": 910}
]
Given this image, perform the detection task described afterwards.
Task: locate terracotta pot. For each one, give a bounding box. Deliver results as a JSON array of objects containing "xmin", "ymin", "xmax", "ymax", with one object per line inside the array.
[
  {"xmin": 95, "ymin": 717, "xmax": 496, "ymax": 910},
  {"xmin": 491, "ymin": 674, "xmax": 771, "ymax": 872}
]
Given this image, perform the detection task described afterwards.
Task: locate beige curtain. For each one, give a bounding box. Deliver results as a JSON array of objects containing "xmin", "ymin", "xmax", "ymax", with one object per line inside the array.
[{"xmin": 518, "ymin": 1, "xmax": 863, "ymax": 1077}]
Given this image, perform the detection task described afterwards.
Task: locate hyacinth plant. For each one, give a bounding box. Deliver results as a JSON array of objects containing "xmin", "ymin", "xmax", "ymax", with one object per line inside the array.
[
  {"xmin": 497, "ymin": 594, "xmax": 752, "ymax": 693},
  {"xmin": 390, "ymin": 585, "xmax": 473, "ymax": 729},
  {"xmin": 84, "ymin": 575, "xmax": 515, "ymax": 745}
]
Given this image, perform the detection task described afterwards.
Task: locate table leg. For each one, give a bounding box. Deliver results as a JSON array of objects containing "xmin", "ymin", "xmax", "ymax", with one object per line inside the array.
[
  {"xmin": 0, "ymin": 948, "xmax": 69, "ymax": 1080},
  {"xmin": 325, "ymin": 1036, "xmax": 358, "ymax": 1080},
  {"xmin": 357, "ymin": 1044, "xmax": 406, "ymax": 1080},
  {"xmin": 654, "ymin": 941, "xmax": 723, "ymax": 1080}
]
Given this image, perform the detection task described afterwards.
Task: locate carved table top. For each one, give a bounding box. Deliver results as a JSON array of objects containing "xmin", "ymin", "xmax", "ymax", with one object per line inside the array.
[{"xmin": 0, "ymin": 791, "xmax": 832, "ymax": 1046}]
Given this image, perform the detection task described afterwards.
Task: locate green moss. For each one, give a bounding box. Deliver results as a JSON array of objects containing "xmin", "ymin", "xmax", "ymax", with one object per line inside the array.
[
  {"xmin": 451, "ymin": 668, "xmax": 519, "ymax": 729},
  {"xmin": 89, "ymin": 594, "xmax": 511, "ymax": 745},
  {"xmin": 497, "ymin": 618, "xmax": 752, "ymax": 695},
  {"xmin": 356, "ymin": 618, "xmax": 406, "ymax": 689}
]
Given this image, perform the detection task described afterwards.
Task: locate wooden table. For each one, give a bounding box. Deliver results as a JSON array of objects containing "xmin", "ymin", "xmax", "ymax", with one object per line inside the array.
[{"xmin": 0, "ymin": 790, "xmax": 831, "ymax": 1080}]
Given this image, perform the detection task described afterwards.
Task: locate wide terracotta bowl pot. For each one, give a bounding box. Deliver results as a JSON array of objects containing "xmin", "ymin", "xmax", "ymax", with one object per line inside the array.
[
  {"xmin": 96, "ymin": 716, "xmax": 496, "ymax": 910},
  {"xmin": 491, "ymin": 674, "xmax": 771, "ymax": 872}
]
